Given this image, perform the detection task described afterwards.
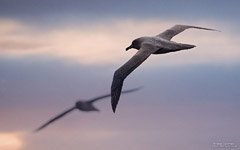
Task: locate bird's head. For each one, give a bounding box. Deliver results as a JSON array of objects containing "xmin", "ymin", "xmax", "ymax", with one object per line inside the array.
[
  {"xmin": 126, "ymin": 38, "xmax": 142, "ymax": 51},
  {"xmin": 75, "ymin": 101, "xmax": 85, "ymax": 108}
]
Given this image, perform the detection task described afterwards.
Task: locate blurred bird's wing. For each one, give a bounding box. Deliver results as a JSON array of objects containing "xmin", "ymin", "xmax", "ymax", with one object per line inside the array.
[
  {"xmin": 157, "ymin": 24, "xmax": 219, "ymax": 40},
  {"xmin": 111, "ymin": 43, "xmax": 159, "ymax": 113},
  {"xmin": 88, "ymin": 87, "xmax": 142, "ymax": 103},
  {"xmin": 34, "ymin": 106, "xmax": 76, "ymax": 132}
]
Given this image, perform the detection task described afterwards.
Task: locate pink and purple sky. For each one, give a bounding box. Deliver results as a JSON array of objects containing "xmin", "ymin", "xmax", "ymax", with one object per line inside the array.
[{"xmin": 0, "ymin": 0, "xmax": 240, "ymax": 150}]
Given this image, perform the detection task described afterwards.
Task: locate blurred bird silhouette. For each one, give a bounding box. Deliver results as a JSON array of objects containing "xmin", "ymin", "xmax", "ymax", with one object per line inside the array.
[
  {"xmin": 111, "ymin": 24, "xmax": 219, "ymax": 112},
  {"xmin": 35, "ymin": 87, "xmax": 141, "ymax": 132}
]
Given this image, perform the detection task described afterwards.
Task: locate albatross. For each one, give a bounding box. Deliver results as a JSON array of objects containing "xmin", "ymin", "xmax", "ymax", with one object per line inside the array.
[
  {"xmin": 111, "ymin": 24, "xmax": 219, "ymax": 113},
  {"xmin": 35, "ymin": 87, "xmax": 141, "ymax": 132}
]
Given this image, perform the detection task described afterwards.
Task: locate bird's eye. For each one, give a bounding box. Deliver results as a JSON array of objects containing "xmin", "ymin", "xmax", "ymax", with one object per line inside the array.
[{"xmin": 132, "ymin": 41, "xmax": 136, "ymax": 45}]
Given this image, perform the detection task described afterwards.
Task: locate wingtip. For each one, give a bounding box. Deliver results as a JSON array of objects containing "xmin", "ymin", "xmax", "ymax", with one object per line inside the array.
[
  {"xmin": 210, "ymin": 28, "xmax": 221, "ymax": 32},
  {"xmin": 135, "ymin": 86, "xmax": 144, "ymax": 90},
  {"xmin": 203, "ymin": 27, "xmax": 221, "ymax": 32},
  {"xmin": 111, "ymin": 103, "xmax": 117, "ymax": 113},
  {"xmin": 126, "ymin": 86, "xmax": 144, "ymax": 92},
  {"xmin": 130, "ymin": 86, "xmax": 143, "ymax": 93},
  {"xmin": 33, "ymin": 128, "xmax": 41, "ymax": 133},
  {"xmin": 111, "ymin": 86, "xmax": 143, "ymax": 113},
  {"xmin": 111, "ymin": 96, "xmax": 118, "ymax": 113},
  {"xmin": 182, "ymin": 24, "xmax": 221, "ymax": 32},
  {"xmin": 198, "ymin": 26, "xmax": 221, "ymax": 32}
]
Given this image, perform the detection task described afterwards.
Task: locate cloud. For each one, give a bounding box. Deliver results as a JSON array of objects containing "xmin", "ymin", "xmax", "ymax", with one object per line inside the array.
[
  {"xmin": 0, "ymin": 19, "xmax": 239, "ymax": 66},
  {"xmin": 1, "ymin": 0, "xmax": 240, "ymax": 24},
  {"xmin": 0, "ymin": 132, "xmax": 25, "ymax": 150}
]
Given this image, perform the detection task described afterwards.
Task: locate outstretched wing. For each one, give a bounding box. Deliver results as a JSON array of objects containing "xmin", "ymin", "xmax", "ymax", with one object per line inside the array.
[
  {"xmin": 88, "ymin": 87, "xmax": 142, "ymax": 103},
  {"xmin": 111, "ymin": 43, "xmax": 159, "ymax": 113},
  {"xmin": 34, "ymin": 106, "xmax": 76, "ymax": 132},
  {"xmin": 157, "ymin": 24, "xmax": 219, "ymax": 40}
]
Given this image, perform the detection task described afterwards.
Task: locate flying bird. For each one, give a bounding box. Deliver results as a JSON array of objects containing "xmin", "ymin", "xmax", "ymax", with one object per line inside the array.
[
  {"xmin": 35, "ymin": 87, "xmax": 141, "ymax": 132},
  {"xmin": 111, "ymin": 24, "xmax": 219, "ymax": 113}
]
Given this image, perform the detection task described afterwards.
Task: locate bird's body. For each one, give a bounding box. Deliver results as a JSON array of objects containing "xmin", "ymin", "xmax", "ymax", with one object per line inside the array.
[
  {"xmin": 35, "ymin": 87, "xmax": 141, "ymax": 132},
  {"xmin": 111, "ymin": 24, "xmax": 219, "ymax": 113},
  {"xmin": 130, "ymin": 36, "xmax": 196, "ymax": 54},
  {"xmin": 75, "ymin": 101, "xmax": 99, "ymax": 111}
]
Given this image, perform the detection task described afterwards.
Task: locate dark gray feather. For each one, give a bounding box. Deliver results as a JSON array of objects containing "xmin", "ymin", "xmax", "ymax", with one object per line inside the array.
[
  {"xmin": 111, "ymin": 43, "xmax": 159, "ymax": 112},
  {"xmin": 157, "ymin": 24, "xmax": 219, "ymax": 40},
  {"xmin": 34, "ymin": 106, "xmax": 76, "ymax": 132}
]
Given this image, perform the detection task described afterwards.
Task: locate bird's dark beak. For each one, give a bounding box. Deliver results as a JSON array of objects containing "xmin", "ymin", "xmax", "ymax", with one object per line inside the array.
[{"xmin": 126, "ymin": 45, "xmax": 133, "ymax": 51}]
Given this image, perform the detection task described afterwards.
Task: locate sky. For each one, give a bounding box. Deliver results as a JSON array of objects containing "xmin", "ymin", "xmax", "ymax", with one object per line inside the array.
[{"xmin": 0, "ymin": 0, "xmax": 240, "ymax": 150}]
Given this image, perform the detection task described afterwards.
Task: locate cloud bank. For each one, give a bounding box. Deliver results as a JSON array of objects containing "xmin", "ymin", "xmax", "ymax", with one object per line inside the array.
[{"xmin": 0, "ymin": 19, "xmax": 238, "ymax": 66}]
